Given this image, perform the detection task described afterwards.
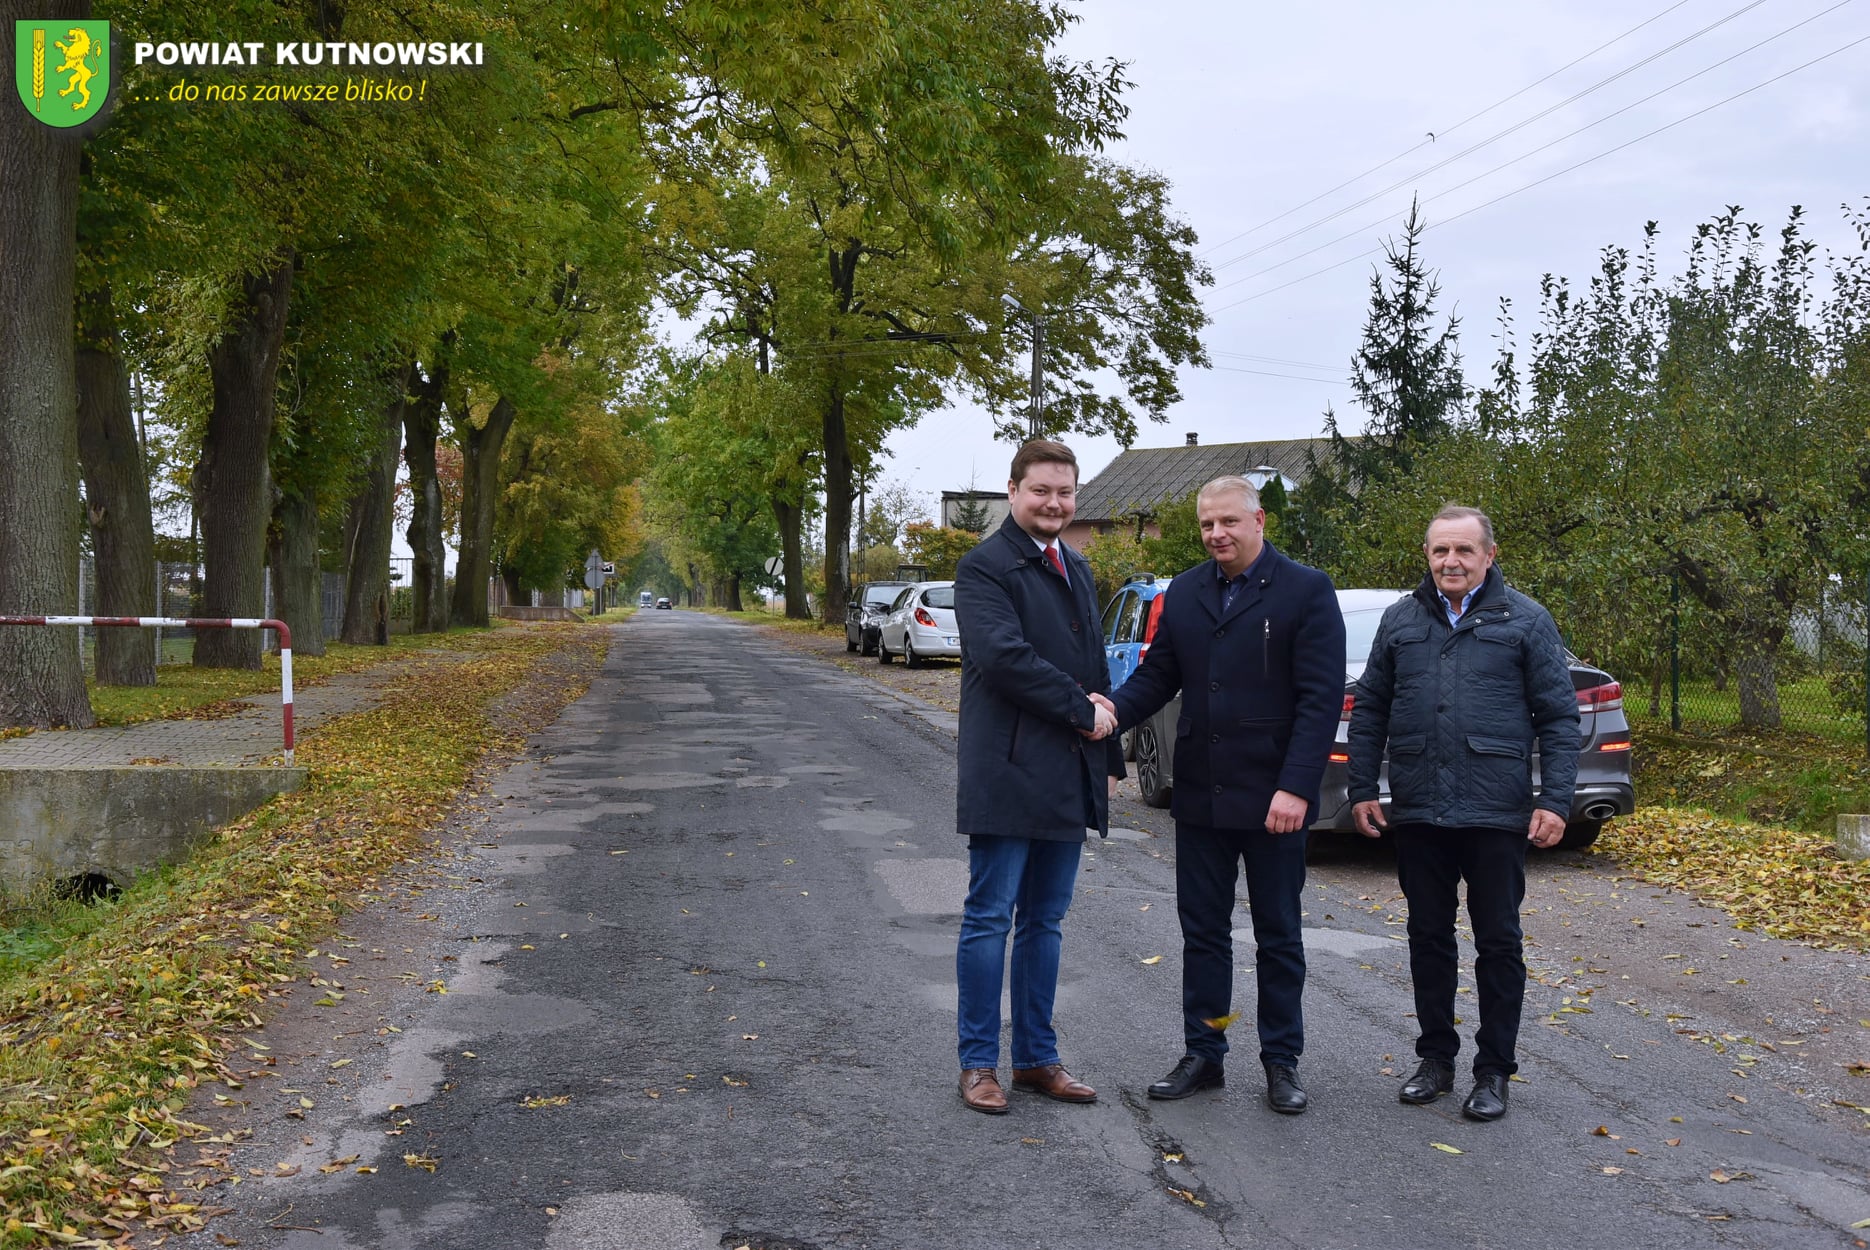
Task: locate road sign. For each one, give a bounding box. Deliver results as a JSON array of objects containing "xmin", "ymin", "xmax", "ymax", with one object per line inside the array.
[
  {"xmin": 583, "ymin": 568, "xmax": 606, "ymax": 591},
  {"xmin": 764, "ymin": 556, "xmax": 783, "ymax": 577}
]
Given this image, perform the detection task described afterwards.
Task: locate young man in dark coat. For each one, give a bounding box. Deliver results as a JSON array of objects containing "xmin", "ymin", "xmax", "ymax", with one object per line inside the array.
[
  {"xmin": 1097, "ymin": 476, "xmax": 1346, "ymax": 1113},
  {"xmin": 952, "ymin": 439, "xmax": 1122, "ymax": 1114},
  {"xmin": 1349, "ymin": 505, "xmax": 1580, "ymax": 1122}
]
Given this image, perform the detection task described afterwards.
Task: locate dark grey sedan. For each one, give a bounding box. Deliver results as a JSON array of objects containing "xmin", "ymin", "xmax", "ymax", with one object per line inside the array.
[
  {"xmin": 1127, "ymin": 588, "xmax": 1634, "ymax": 851},
  {"xmin": 844, "ymin": 581, "xmax": 915, "ymax": 656}
]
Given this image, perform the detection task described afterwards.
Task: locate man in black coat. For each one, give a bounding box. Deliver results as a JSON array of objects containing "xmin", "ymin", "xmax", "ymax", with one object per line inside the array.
[
  {"xmin": 1349, "ymin": 505, "xmax": 1580, "ymax": 1122},
  {"xmin": 1099, "ymin": 476, "xmax": 1346, "ymax": 1113},
  {"xmin": 953, "ymin": 439, "xmax": 1122, "ymax": 1115}
]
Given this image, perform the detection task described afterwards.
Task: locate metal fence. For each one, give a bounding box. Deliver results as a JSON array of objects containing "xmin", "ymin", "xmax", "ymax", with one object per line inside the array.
[
  {"xmin": 1591, "ymin": 573, "xmax": 1868, "ymax": 752},
  {"xmin": 75, "ymin": 556, "xmax": 428, "ymax": 672}
]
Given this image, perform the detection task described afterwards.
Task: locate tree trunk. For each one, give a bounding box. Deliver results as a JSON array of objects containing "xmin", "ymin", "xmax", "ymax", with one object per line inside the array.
[
  {"xmin": 501, "ymin": 565, "xmax": 523, "ymax": 607},
  {"xmin": 269, "ymin": 485, "xmax": 325, "ymax": 657},
  {"xmin": 0, "ymin": 12, "xmax": 92, "ymax": 726},
  {"xmin": 727, "ymin": 572, "xmax": 744, "ymax": 612},
  {"xmin": 773, "ymin": 497, "xmax": 809, "ymax": 619},
  {"xmin": 451, "ymin": 395, "xmax": 517, "ymax": 628},
  {"xmin": 404, "ymin": 349, "xmax": 449, "ymax": 634},
  {"xmin": 340, "ymin": 367, "xmax": 410, "ymax": 644},
  {"xmin": 820, "ymin": 383, "xmax": 853, "ymax": 626},
  {"xmin": 196, "ymin": 258, "xmax": 293, "ymax": 670},
  {"xmin": 75, "ymin": 284, "xmax": 156, "ymax": 685},
  {"xmin": 1735, "ymin": 633, "xmax": 1784, "ymax": 730}
]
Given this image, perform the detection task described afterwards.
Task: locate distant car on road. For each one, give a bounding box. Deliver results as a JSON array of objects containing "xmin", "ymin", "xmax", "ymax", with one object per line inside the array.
[
  {"xmin": 875, "ymin": 581, "xmax": 960, "ymax": 667},
  {"xmin": 1101, "ymin": 584, "xmax": 1634, "ymax": 850},
  {"xmin": 655, "ymin": 597, "xmax": 673, "ymax": 610},
  {"xmin": 639, "ymin": 591, "xmax": 654, "ymax": 608},
  {"xmin": 845, "ymin": 580, "xmax": 915, "ymax": 656}
]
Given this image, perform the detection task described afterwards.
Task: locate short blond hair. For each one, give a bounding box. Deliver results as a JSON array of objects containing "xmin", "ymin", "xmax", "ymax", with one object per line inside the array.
[{"xmin": 1196, "ymin": 475, "xmax": 1262, "ymax": 511}]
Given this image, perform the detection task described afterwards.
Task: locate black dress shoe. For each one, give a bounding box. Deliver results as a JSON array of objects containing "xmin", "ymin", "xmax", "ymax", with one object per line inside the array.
[
  {"xmin": 1264, "ymin": 1063, "xmax": 1308, "ymax": 1115},
  {"xmin": 1148, "ymin": 1054, "xmax": 1225, "ymax": 1100},
  {"xmin": 1399, "ymin": 1059, "xmax": 1455, "ymax": 1105},
  {"xmin": 1462, "ymin": 1072, "xmax": 1509, "ymax": 1121}
]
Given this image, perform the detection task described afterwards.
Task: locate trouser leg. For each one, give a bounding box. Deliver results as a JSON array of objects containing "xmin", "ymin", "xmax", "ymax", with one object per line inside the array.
[
  {"xmin": 1175, "ymin": 822, "xmax": 1242, "ymax": 1062},
  {"xmin": 956, "ymin": 836, "xmax": 1029, "ymax": 1069},
  {"xmin": 1393, "ymin": 824, "xmax": 1462, "ymax": 1065},
  {"xmin": 1462, "ymin": 828, "xmax": 1529, "ymax": 1077},
  {"xmin": 1008, "ymin": 838, "xmax": 1083, "ymax": 1068},
  {"xmin": 1240, "ymin": 826, "xmax": 1308, "ymax": 1066}
]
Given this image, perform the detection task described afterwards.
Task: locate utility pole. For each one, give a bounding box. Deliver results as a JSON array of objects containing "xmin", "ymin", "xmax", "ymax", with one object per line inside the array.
[{"xmin": 1004, "ymin": 294, "xmax": 1045, "ymax": 440}]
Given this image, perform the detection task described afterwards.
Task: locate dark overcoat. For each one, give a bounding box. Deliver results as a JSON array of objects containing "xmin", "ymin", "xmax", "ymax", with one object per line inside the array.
[
  {"xmin": 1110, "ymin": 543, "xmax": 1347, "ymax": 829},
  {"xmin": 954, "ymin": 516, "xmax": 1119, "ymax": 842}
]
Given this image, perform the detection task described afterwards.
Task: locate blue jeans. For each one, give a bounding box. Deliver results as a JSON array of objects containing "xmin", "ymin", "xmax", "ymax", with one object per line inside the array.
[{"xmin": 956, "ymin": 836, "xmax": 1083, "ymax": 1070}]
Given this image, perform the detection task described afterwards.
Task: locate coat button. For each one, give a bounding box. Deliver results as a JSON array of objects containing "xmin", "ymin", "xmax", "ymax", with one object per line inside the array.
[
  {"xmin": 1210, "ymin": 681, "xmax": 1220, "ymax": 691},
  {"xmin": 1214, "ymin": 629, "xmax": 1225, "ymax": 639},
  {"xmin": 1211, "ymin": 733, "xmax": 1220, "ymax": 743},
  {"xmin": 1213, "ymin": 784, "xmax": 1223, "ymax": 794},
  {"xmin": 1070, "ymin": 621, "xmax": 1080, "ymax": 631}
]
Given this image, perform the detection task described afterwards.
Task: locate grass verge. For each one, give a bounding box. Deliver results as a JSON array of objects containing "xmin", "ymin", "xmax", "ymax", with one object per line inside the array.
[
  {"xmin": 1632, "ymin": 729, "xmax": 1870, "ymax": 835},
  {"xmin": 1595, "ymin": 805, "xmax": 1870, "ymax": 950},
  {"xmin": 0, "ymin": 624, "xmax": 605, "ymax": 1246}
]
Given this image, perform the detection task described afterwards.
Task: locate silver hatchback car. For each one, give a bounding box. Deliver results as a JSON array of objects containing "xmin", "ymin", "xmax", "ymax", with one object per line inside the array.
[{"xmin": 1125, "ymin": 588, "xmax": 1635, "ymax": 851}]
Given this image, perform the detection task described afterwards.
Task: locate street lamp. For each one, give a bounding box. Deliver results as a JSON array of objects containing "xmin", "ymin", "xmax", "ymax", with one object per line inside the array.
[{"xmin": 1002, "ymin": 293, "xmax": 1045, "ymax": 440}]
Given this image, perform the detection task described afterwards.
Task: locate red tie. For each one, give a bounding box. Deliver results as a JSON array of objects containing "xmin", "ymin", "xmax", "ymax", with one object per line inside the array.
[{"xmin": 1045, "ymin": 545, "xmax": 1067, "ymax": 583}]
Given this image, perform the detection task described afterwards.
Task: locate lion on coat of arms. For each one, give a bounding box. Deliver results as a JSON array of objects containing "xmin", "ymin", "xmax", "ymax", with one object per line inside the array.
[{"xmin": 54, "ymin": 28, "xmax": 98, "ymax": 112}]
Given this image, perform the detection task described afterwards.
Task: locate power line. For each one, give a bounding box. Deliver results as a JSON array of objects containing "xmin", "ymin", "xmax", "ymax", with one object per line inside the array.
[
  {"xmin": 1197, "ymin": 0, "xmax": 1698, "ymax": 260},
  {"xmin": 1206, "ymin": 21, "xmax": 1870, "ymax": 317},
  {"xmin": 1208, "ymin": 0, "xmax": 1776, "ymax": 274},
  {"xmin": 1211, "ymin": 364, "xmax": 1349, "ymax": 384}
]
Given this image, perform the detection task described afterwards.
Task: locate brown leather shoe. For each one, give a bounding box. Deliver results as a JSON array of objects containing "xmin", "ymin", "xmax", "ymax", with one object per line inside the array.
[
  {"xmin": 1012, "ymin": 1063, "xmax": 1097, "ymax": 1103},
  {"xmin": 959, "ymin": 1068, "xmax": 1008, "ymax": 1114}
]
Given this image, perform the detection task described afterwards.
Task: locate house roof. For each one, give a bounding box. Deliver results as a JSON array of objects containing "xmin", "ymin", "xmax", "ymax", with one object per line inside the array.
[{"xmin": 1075, "ymin": 437, "xmax": 1343, "ymax": 523}]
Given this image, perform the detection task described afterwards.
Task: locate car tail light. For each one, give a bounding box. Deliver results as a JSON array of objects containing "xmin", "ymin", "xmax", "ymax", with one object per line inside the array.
[
  {"xmin": 914, "ymin": 608, "xmax": 937, "ymax": 627},
  {"xmin": 1138, "ymin": 591, "xmax": 1167, "ymax": 659},
  {"xmin": 1598, "ymin": 737, "xmax": 1632, "ymax": 752},
  {"xmin": 1576, "ymin": 681, "xmax": 1622, "ymax": 712},
  {"xmin": 1328, "ymin": 751, "xmax": 1349, "ymax": 763},
  {"xmin": 1340, "ymin": 693, "xmax": 1355, "ymax": 721}
]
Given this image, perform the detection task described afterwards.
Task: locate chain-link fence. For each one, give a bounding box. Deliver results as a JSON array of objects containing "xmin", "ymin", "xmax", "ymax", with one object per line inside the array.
[{"xmin": 1590, "ymin": 574, "xmax": 1868, "ymax": 751}]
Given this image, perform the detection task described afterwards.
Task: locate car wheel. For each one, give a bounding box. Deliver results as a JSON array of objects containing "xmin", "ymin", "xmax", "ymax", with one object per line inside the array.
[
  {"xmin": 904, "ymin": 640, "xmax": 921, "ymax": 668},
  {"xmin": 1135, "ymin": 718, "xmax": 1172, "ymax": 809},
  {"xmin": 877, "ymin": 636, "xmax": 892, "ymax": 664},
  {"xmin": 1556, "ymin": 820, "xmax": 1603, "ymax": 851}
]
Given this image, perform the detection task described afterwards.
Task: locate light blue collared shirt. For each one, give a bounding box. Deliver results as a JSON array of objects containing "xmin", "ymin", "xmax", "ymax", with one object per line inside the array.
[{"xmin": 1437, "ymin": 587, "xmax": 1478, "ymax": 628}]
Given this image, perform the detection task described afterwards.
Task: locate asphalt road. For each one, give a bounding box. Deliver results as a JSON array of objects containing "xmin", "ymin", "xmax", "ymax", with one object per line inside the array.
[{"xmin": 172, "ymin": 610, "xmax": 1870, "ymax": 1250}]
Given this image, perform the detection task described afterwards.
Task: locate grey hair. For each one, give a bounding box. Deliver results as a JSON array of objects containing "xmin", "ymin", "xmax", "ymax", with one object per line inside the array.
[
  {"xmin": 1196, "ymin": 475, "xmax": 1262, "ymax": 511},
  {"xmin": 1426, "ymin": 504, "xmax": 1495, "ymax": 549}
]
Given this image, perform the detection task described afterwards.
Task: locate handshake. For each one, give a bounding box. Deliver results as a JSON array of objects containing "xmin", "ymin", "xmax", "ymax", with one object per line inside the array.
[{"xmin": 1081, "ymin": 692, "xmax": 1119, "ymax": 741}]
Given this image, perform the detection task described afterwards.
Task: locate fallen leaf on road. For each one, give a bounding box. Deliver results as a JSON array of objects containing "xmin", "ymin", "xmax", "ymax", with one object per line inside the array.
[
  {"xmin": 1430, "ymin": 1143, "xmax": 1463, "ymax": 1154},
  {"xmin": 723, "ymin": 1076, "xmax": 749, "ymax": 1088},
  {"xmin": 522, "ymin": 1095, "xmax": 571, "ymax": 1108},
  {"xmin": 1591, "ymin": 1126, "xmax": 1611, "ymax": 1136},
  {"xmin": 1601, "ymin": 1166, "xmax": 1624, "ymax": 1175},
  {"xmin": 1845, "ymin": 1062, "xmax": 1870, "ymax": 1077},
  {"xmin": 1203, "ymin": 1011, "xmax": 1243, "ymax": 1030},
  {"xmin": 1167, "ymin": 1187, "xmax": 1206, "ymax": 1207},
  {"xmin": 403, "ymin": 1153, "xmax": 440, "ymax": 1172},
  {"xmin": 1666, "ymin": 1138, "xmax": 1682, "ymax": 1147},
  {"xmin": 1141, "ymin": 955, "xmax": 1163, "ymax": 966}
]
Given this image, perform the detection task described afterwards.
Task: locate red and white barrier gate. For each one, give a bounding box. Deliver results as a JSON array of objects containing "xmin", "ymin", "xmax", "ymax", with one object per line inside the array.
[{"xmin": 0, "ymin": 616, "xmax": 295, "ymax": 765}]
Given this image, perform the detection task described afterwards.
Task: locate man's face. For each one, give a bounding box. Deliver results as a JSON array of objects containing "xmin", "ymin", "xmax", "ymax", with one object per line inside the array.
[
  {"xmin": 1008, "ymin": 460, "xmax": 1077, "ymax": 540},
  {"xmin": 1424, "ymin": 517, "xmax": 1496, "ymax": 600},
  {"xmin": 1197, "ymin": 489, "xmax": 1266, "ymax": 577}
]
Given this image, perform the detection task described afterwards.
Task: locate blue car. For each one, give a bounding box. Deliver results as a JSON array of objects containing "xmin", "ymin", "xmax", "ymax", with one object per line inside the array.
[{"xmin": 1098, "ymin": 573, "xmax": 1169, "ymax": 693}]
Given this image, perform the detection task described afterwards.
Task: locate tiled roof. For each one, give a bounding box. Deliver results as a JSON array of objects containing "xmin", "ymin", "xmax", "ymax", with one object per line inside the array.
[{"xmin": 1075, "ymin": 437, "xmax": 1345, "ymax": 522}]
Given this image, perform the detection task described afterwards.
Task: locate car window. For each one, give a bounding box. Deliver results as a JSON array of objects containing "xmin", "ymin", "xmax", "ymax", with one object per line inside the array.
[
  {"xmin": 891, "ymin": 587, "xmax": 916, "ymax": 610},
  {"xmin": 924, "ymin": 585, "xmax": 955, "ymax": 609},
  {"xmin": 1342, "ymin": 607, "xmax": 1389, "ymax": 667},
  {"xmin": 1101, "ymin": 591, "xmax": 1127, "ymax": 642},
  {"xmin": 863, "ymin": 585, "xmax": 899, "ymax": 606},
  {"xmin": 1116, "ymin": 590, "xmax": 1147, "ymax": 644}
]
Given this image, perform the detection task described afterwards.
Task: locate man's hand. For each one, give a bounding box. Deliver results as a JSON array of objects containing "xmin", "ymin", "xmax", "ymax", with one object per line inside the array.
[
  {"xmin": 1351, "ymin": 799, "xmax": 1387, "ymax": 838},
  {"xmin": 1107, "ymin": 774, "xmax": 1119, "ymax": 799},
  {"xmin": 1088, "ymin": 692, "xmax": 1116, "ymax": 719},
  {"xmin": 1265, "ymin": 789, "xmax": 1308, "ymax": 834},
  {"xmin": 1528, "ymin": 808, "xmax": 1565, "ymax": 848}
]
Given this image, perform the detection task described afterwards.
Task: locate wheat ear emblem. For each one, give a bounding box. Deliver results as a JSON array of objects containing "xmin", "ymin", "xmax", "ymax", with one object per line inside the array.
[{"xmin": 32, "ymin": 29, "xmax": 45, "ymax": 113}]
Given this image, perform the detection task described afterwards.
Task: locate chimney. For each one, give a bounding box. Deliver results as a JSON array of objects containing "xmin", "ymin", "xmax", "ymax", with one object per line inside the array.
[{"xmin": 1185, "ymin": 432, "xmax": 1198, "ymax": 446}]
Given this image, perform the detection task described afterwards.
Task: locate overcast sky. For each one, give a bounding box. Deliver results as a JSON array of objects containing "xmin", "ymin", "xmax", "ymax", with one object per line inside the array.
[{"xmin": 885, "ymin": 0, "xmax": 1870, "ymax": 504}]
